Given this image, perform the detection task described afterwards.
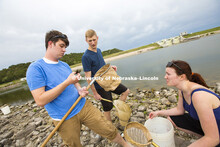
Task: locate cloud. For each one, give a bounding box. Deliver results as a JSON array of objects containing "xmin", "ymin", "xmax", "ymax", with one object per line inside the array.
[{"xmin": 0, "ymin": 0, "xmax": 219, "ymax": 69}]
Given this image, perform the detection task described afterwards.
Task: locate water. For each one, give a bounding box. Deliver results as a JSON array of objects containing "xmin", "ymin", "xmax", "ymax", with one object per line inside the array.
[
  {"xmin": 109, "ymin": 34, "xmax": 220, "ymax": 90},
  {"xmin": 1, "ymin": 34, "xmax": 220, "ymax": 106},
  {"xmin": 0, "ymin": 85, "xmax": 32, "ymax": 106}
]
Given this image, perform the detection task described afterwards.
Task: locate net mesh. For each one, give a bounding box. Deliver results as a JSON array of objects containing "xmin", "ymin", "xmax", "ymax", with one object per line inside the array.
[
  {"xmin": 114, "ymin": 100, "xmax": 131, "ymax": 126},
  {"xmin": 124, "ymin": 122, "xmax": 152, "ymax": 147},
  {"xmin": 126, "ymin": 127, "xmax": 148, "ymax": 145}
]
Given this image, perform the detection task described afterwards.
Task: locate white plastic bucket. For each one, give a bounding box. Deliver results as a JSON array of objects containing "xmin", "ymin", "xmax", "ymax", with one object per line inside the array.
[
  {"xmin": 1, "ymin": 105, "xmax": 11, "ymax": 115},
  {"xmin": 144, "ymin": 117, "xmax": 175, "ymax": 147}
]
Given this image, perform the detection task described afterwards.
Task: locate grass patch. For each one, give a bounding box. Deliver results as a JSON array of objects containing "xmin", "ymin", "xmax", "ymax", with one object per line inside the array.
[
  {"xmin": 0, "ymin": 79, "xmax": 23, "ymax": 89},
  {"xmin": 183, "ymin": 26, "xmax": 220, "ymax": 38},
  {"xmin": 103, "ymin": 43, "xmax": 160, "ymax": 59}
]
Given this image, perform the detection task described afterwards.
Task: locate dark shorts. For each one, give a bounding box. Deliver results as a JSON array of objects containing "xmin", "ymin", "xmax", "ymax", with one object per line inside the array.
[
  {"xmin": 170, "ymin": 113, "xmax": 220, "ymax": 147},
  {"xmin": 96, "ymin": 83, "xmax": 128, "ymax": 111},
  {"xmin": 170, "ymin": 113, "xmax": 204, "ymax": 135}
]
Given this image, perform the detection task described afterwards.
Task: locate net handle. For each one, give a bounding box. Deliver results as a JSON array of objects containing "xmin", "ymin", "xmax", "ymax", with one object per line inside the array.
[
  {"xmin": 88, "ymin": 94, "xmax": 113, "ymax": 103},
  {"xmin": 151, "ymin": 141, "xmax": 160, "ymax": 147}
]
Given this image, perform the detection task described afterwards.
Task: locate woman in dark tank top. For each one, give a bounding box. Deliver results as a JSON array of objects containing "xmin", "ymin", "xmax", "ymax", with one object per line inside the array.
[{"xmin": 149, "ymin": 60, "xmax": 220, "ymax": 147}]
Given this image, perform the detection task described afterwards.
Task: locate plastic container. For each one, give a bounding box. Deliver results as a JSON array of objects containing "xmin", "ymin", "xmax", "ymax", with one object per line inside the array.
[
  {"xmin": 1, "ymin": 105, "xmax": 11, "ymax": 115},
  {"xmin": 144, "ymin": 117, "xmax": 175, "ymax": 147}
]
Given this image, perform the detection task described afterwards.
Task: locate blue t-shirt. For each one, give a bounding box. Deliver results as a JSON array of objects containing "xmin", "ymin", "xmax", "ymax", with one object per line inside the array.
[
  {"xmin": 82, "ymin": 48, "xmax": 106, "ymax": 89},
  {"xmin": 182, "ymin": 88, "xmax": 220, "ymax": 135},
  {"xmin": 26, "ymin": 59, "xmax": 86, "ymax": 120}
]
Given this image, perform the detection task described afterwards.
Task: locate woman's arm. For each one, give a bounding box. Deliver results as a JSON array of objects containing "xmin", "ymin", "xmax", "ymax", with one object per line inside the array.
[{"xmin": 189, "ymin": 91, "xmax": 219, "ymax": 147}]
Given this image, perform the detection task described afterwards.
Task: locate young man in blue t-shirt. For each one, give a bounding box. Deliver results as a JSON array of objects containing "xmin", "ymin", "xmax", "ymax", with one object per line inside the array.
[
  {"xmin": 82, "ymin": 29, "xmax": 130, "ymax": 121},
  {"xmin": 26, "ymin": 30, "xmax": 130, "ymax": 147}
]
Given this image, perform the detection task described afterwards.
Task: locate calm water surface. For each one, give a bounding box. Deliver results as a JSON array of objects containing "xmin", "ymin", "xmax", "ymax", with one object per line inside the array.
[
  {"xmin": 109, "ymin": 34, "xmax": 220, "ymax": 91},
  {"xmin": 1, "ymin": 34, "xmax": 220, "ymax": 106}
]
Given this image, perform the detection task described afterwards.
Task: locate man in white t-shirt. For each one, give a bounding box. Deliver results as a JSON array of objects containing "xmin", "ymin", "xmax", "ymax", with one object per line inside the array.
[{"xmin": 26, "ymin": 30, "xmax": 130, "ymax": 147}]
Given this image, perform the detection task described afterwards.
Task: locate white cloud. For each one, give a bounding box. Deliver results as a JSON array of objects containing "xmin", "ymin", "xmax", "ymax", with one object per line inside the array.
[{"xmin": 0, "ymin": 0, "xmax": 219, "ymax": 69}]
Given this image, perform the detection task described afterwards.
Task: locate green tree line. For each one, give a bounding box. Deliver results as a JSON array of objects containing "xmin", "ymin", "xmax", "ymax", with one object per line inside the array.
[{"xmin": 0, "ymin": 48, "xmax": 122, "ymax": 84}]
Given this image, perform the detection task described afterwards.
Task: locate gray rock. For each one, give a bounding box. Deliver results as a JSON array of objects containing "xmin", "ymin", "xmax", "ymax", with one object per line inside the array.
[
  {"xmin": 89, "ymin": 131, "xmax": 101, "ymax": 144},
  {"xmin": 128, "ymin": 92, "xmax": 134, "ymax": 97},
  {"xmin": 15, "ymin": 123, "xmax": 36, "ymax": 139},
  {"xmin": 137, "ymin": 105, "xmax": 146, "ymax": 112},
  {"xmin": 15, "ymin": 138, "xmax": 26, "ymax": 147},
  {"xmin": 146, "ymin": 99, "xmax": 154, "ymax": 104},
  {"xmin": 168, "ymin": 94, "xmax": 177, "ymax": 103},
  {"xmin": 0, "ymin": 130, "xmax": 14, "ymax": 138},
  {"xmin": 32, "ymin": 130, "xmax": 39, "ymax": 136},
  {"xmin": 28, "ymin": 111, "xmax": 35, "ymax": 117},
  {"xmin": 34, "ymin": 117, "xmax": 43, "ymax": 127},
  {"xmin": 159, "ymin": 97, "xmax": 171, "ymax": 106},
  {"xmin": 26, "ymin": 141, "xmax": 34, "ymax": 147},
  {"xmin": 136, "ymin": 112, "xmax": 145, "ymax": 118},
  {"xmin": 154, "ymin": 91, "xmax": 160, "ymax": 97},
  {"xmin": 136, "ymin": 93, "xmax": 145, "ymax": 99},
  {"xmin": 130, "ymin": 117, "xmax": 139, "ymax": 122},
  {"xmin": 81, "ymin": 136, "xmax": 89, "ymax": 146},
  {"xmin": 0, "ymin": 138, "xmax": 12, "ymax": 145},
  {"xmin": 175, "ymin": 136, "xmax": 191, "ymax": 147},
  {"xmin": 145, "ymin": 92, "xmax": 155, "ymax": 98},
  {"xmin": 82, "ymin": 131, "xmax": 89, "ymax": 136},
  {"xmin": 216, "ymin": 83, "xmax": 220, "ymax": 86},
  {"xmin": 0, "ymin": 120, "xmax": 9, "ymax": 128},
  {"xmin": 216, "ymin": 83, "xmax": 220, "ymax": 94},
  {"xmin": 132, "ymin": 103, "xmax": 140, "ymax": 109},
  {"xmin": 152, "ymin": 106, "xmax": 158, "ymax": 111}
]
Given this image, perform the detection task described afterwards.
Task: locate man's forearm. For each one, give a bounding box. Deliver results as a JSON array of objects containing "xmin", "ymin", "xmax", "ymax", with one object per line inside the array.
[
  {"xmin": 32, "ymin": 79, "xmax": 71, "ymax": 107},
  {"xmin": 74, "ymin": 82, "xmax": 82, "ymax": 91}
]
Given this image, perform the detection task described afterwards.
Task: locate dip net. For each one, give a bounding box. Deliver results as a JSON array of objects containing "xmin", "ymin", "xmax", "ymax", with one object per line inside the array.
[
  {"xmin": 114, "ymin": 100, "xmax": 131, "ymax": 126},
  {"xmin": 124, "ymin": 122, "xmax": 159, "ymax": 147},
  {"xmin": 94, "ymin": 63, "xmax": 121, "ymax": 91}
]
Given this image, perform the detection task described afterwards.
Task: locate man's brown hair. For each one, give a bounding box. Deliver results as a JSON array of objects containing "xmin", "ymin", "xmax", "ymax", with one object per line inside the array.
[{"xmin": 45, "ymin": 30, "xmax": 69, "ymax": 49}]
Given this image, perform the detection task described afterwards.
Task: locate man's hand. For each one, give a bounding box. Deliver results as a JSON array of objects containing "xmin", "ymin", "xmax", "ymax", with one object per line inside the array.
[
  {"xmin": 94, "ymin": 93, "xmax": 102, "ymax": 100},
  {"xmin": 78, "ymin": 86, "xmax": 89, "ymax": 97},
  {"xmin": 66, "ymin": 72, "xmax": 81, "ymax": 84},
  {"xmin": 111, "ymin": 65, "xmax": 117, "ymax": 71}
]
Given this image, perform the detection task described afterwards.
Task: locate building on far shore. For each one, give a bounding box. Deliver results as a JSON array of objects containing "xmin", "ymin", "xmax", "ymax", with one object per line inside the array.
[
  {"xmin": 156, "ymin": 32, "xmax": 189, "ymax": 47},
  {"xmin": 180, "ymin": 32, "xmax": 188, "ymax": 36}
]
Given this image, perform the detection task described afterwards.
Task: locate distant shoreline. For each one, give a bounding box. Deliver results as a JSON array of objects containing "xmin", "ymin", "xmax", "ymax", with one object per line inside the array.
[{"xmin": 71, "ymin": 46, "xmax": 155, "ymax": 72}]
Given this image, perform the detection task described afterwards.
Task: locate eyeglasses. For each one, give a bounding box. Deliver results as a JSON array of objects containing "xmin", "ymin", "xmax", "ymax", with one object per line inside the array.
[
  {"xmin": 48, "ymin": 34, "xmax": 67, "ymax": 42},
  {"xmin": 166, "ymin": 61, "xmax": 184, "ymax": 73}
]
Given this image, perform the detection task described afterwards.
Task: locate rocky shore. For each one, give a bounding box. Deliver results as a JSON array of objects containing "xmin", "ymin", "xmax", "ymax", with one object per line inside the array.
[{"xmin": 1, "ymin": 83, "xmax": 220, "ymax": 147}]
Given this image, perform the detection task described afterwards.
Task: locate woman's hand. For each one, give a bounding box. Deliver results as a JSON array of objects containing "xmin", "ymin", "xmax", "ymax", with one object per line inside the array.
[{"xmin": 149, "ymin": 111, "xmax": 160, "ymax": 119}]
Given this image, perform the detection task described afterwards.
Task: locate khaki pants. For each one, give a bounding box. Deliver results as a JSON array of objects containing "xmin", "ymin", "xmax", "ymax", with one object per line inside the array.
[{"xmin": 53, "ymin": 100, "xmax": 118, "ymax": 147}]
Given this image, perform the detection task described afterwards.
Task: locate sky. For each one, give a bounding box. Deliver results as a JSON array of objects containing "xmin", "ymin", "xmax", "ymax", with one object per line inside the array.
[{"xmin": 0, "ymin": 0, "xmax": 220, "ymax": 70}]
